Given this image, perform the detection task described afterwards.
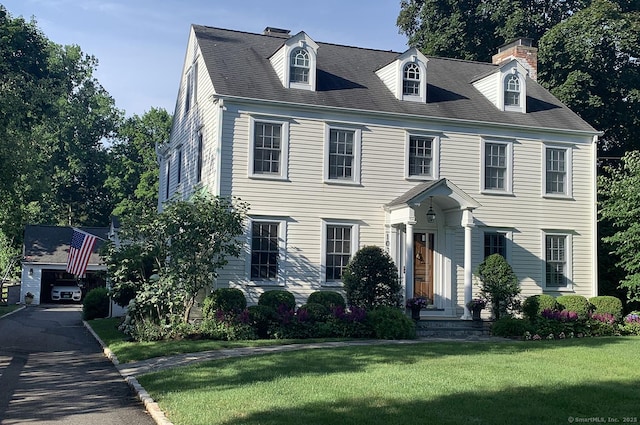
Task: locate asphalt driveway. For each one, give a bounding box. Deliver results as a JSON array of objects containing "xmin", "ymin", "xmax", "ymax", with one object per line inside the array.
[{"xmin": 0, "ymin": 304, "xmax": 154, "ymax": 425}]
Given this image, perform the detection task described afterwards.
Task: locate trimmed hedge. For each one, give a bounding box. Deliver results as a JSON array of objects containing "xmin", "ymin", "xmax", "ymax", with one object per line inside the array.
[
  {"xmin": 258, "ymin": 290, "xmax": 296, "ymax": 310},
  {"xmin": 297, "ymin": 303, "xmax": 330, "ymax": 322},
  {"xmin": 589, "ymin": 296, "xmax": 623, "ymax": 321},
  {"xmin": 82, "ymin": 287, "xmax": 110, "ymax": 320},
  {"xmin": 491, "ymin": 317, "xmax": 533, "ymax": 338},
  {"xmin": 202, "ymin": 288, "xmax": 247, "ymax": 318},
  {"xmin": 307, "ymin": 291, "xmax": 346, "ymax": 309},
  {"xmin": 522, "ymin": 294, "xmax": 558, "ymax": 321},
  {"xmin": 556, "ymin": 295, "xmax": 591, "ymax": 319},
  {"xmin": 367, "ymin": 306, "xmax": 416, "ymax": 339}
]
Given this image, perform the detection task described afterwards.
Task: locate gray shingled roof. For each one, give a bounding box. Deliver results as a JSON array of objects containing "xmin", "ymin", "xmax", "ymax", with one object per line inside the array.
[
  {"xmin": 23, "ymin": 225, "xmax": 108, "ymax": 265},
  {"xmin": 193, "ymin": 25, "xmax": 597, "ymax": 133}
]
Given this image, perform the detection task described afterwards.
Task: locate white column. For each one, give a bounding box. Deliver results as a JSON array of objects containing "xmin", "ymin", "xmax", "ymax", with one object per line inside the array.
[
  {"xmin": 461, "ymin": 209, "xmax": 475, "ymax": 320},
  {"xmin": 405, "ymin": 221, "xmax": 416, "ymax": 302}
]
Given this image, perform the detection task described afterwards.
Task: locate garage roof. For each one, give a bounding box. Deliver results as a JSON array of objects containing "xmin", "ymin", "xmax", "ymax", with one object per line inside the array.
[{"xmin": 23, "ymin": 225, "xmax": 108, "ymax": 265}]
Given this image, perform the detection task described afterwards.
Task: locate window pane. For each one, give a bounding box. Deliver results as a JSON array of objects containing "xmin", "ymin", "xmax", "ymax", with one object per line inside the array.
[
  {"xmin": 485, "ymin": 143, "xmax": 507, "ymax": 190},
  {"xmin": 329, "ymin": 129, "xmax": 355, "ymax": 180},
  {"xmin": 403, "ymin": 63, "xmax": 420, "ymax": 96},
  {"xmin": 504, "ymin": 75, "xmax": 520, "ymax": 106},
  {"xmin": 484, "ymin": 233, "xmax": 506, "ymax": 259},
  {"xmin": 254, "ymin": 122, "xmax": 282, "ymax": 174},
  {"xmin": 290, "ymin": 49, "xmax": 310, "ymax": 83},
  {"xmin": 326, "ymin": 225, "xmax": 351, "ymax": 281},
  {"xmin": 251, "ymin": 222, "xmax": 279, "ymax": 280},
  {"xmin": 409, "ymin": 136, "xmax": 433, "ymax": 177},
  {"xmin": 545, "ymin": 235, "xmax": 566, "ymax": 287},
  {"xmin": 546, "ymin": 148, "xmax": 566, "ymax": 194}
]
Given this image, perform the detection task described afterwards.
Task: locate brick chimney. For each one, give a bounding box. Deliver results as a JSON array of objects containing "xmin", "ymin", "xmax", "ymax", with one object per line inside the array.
[{"xmin": 492, "ymin": 38, "xmax": 538, "ymax": 81}]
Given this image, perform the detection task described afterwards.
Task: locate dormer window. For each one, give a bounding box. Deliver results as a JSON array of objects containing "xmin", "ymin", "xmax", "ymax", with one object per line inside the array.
[
  {"xmin": 504, "ymin": 74, "xmax": 520, "ymax": 107},
  {"xmin": 290, "ymin": 48, "xmax": 310, "ymax": 83},
  {"xmin": 403, "ymin": 63, "xmax": 421, "ymax": 96},
  {"xmin": 375, "ymin": 48, "xmax": 428, "ymax": 103},
  {"xmin": 269, "ymin": 31, "xmax": 318, "ymax": 91}
]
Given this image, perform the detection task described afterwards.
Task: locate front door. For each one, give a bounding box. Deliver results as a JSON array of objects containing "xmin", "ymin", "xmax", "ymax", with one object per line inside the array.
[{"xmin": 413, "ymin": 233, "xmax": 434, "ymax": 304}]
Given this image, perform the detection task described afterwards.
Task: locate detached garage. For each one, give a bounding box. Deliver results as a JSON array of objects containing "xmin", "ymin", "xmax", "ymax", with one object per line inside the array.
[{"xmin": 21, "ymin": 225, "xmax": 108, "ymax": 305}]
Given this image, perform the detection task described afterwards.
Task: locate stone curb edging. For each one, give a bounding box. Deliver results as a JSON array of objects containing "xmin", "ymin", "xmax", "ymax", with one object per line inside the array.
[
  {"xmin": 83, "ymin": 320, "xmax": 174, "ymax": 425},
  {"xmin": 0, "ymin": 305, "xmax": 26, "ymax": 320}
]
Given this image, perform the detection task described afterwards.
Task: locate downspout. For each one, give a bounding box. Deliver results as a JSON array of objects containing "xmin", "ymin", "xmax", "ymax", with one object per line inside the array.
[
  {"xmin": 592, "ymin": 134, "xmax": 599, "ymax": 296},
  {"xmin": 214, "ymin": 97, "xmax": 225, "ymax": 197}
]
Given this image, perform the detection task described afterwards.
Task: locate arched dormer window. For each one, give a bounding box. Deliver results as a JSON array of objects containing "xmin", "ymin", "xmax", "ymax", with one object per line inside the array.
[
  {"xmin": 290, "ymin": 48, "xmax": 310, "ymax": 84},
  {"xmin": 403, "ymin": 63, "xmax": 421, "ymax": 96},
  {"xmin": 504, "ymin": 74, "xmax": 520, "ymax": 107}
]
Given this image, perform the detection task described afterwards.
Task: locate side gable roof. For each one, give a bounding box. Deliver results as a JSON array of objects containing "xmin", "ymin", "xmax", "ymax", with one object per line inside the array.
[
  {"xmin": 193, "ymin": 25, "xmax": 597, "ymax": 134},
  {"xmin": 23, "ymin": 225, "xmax": 108, "ymax": 265}
]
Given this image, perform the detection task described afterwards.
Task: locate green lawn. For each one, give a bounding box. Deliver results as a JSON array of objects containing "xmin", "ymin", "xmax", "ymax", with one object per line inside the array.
[
  {"xmin": 0, "ymin": 304, "xmax": 21, "ymax": 317},
  {"xmin": 88, "ymin": 317, "xmax": 350, "ymax": 363},
  {"xmin": 137, "ymin": 337, "xmax": 640, "ymax": 425}
]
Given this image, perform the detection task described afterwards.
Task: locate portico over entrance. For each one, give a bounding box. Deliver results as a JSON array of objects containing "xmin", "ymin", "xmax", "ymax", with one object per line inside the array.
[{"xmin": 384, "ymin": 179, "xmax": 481, "ymax": 319}]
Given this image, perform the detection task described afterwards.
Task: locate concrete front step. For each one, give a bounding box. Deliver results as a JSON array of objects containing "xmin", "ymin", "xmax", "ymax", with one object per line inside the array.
[{"xmin": 415, "ymin": 319, "xmax": 492, "ymax": 338}]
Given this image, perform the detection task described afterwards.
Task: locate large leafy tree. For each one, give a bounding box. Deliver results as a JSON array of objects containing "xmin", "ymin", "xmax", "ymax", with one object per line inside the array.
[
  {"xmin": 106, "ymin": 108, "xmax": 172, "ymax": 220},
  {"xmin": 397, "ymin": 0, "xmax": 589, "ymax": 61},
  {"xmin": 104, "ymin": 191, "xmax": 249, "ymax": 323},
  {"xmin": 599, "ymin": 151, "xmax": 640, "ymax": 305},
  {"xmin": 0, "ymin": 6, "xmax": 121, "ymax": 244},
  {"xmin": 538, "ymin": 0, "xmax": 640, "ymax": 155}
]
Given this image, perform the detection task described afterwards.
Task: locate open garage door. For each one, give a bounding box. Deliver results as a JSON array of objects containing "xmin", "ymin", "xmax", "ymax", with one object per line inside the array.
[{"xmin": 40, "ymin": 270, "xmax": 106, "ymax": 304}]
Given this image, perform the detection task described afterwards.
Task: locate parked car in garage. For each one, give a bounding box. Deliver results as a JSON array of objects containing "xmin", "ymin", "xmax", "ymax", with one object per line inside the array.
[{"xmin": 51, "ymin": 285, "xmax": 82, "ymax": 302}]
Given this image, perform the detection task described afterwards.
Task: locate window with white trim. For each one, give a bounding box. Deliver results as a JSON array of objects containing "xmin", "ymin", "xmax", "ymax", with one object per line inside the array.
[
  {"xmin": 325, "ymin": 126, "xmax": 361, "ymax": 184},
  {"xmin": 407, "ymin": 134, "xmax": 438, "ymax": 179},
  {"xmin": 196, "ymin": 132, "xmax": 203, "ymax": 183},
  {"xmin": 544, "ymin": 233, "xmax": 572, "ymax": 289},
  {"xmin": 165, "ymin": 158, "xmax": 171, "ymax": 199},
  {"xmin": 249, "ymin": 118, "xmax": 289, "ymax": 179},
  {"xmin": 482, "ymin": 140, "xmax": 512, "ymax": 193},
  {"xmin": 504, "ymin": 74, "xmax": 520, "ymax": 107},
  {"xmin": 484, "ymin": 232, "xmax": 506, "ymax": 259},
  {"xmin": 322, "ymin": 221, "xmax": 358, "ymax": 284},
  {"xmin": 403, "ymin": 63, "xmax": 420, "ymax": 96},
  {"xmin": 545, "ymin": 146, "xmax": 571, "ymax": 197},
  {"xmin": 250, "ymin": 221, "xmax": 279, "ymax": 281},
  {"xmin": 177, "ymin": 148, "xmax": 183, "ymax": 185},
  {"xmin": 290, "ymin": 48, "xmax": 309, "ymax": 84},
  {"xmin": 184, "ymin": 62, "xmax": 197, "ymax": 114}
]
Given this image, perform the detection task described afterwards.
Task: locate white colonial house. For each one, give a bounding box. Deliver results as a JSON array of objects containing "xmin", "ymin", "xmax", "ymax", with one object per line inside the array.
[{"xmin": 158, "ymin": 26, "xmax": 599, "ymax": 319}]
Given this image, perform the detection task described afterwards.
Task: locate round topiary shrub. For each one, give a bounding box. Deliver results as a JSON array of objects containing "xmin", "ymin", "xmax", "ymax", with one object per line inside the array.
[
  {"xmin": 307, "ymin": 291, "xmax": 346, "ymax": 309},
  {"xmin": 556, "ymin": 295, "xmax": 591, "ymax": 319},
  {"xmin": 258, "ymin": 290, "xmax": 296, "ymax": 310},
  {"xmin": 367, "ymin": 306, "xmax": 416, "ymax": 339},
  {"xmin": 247, "ymin": 305, "xmax": 279, "ymax": 339},
  {"xmin": 589, "ymin": 296, "xmax": 623, "ymax": 321},
  {"xmin": 202, "ymin": 288, "xmax": 247, "ymax": 319},
  {"xmin": 297, "ymin": 302, "xmax": 330, "ymax": 322},
  {"xmin": 82, "ymin": 287, "xmax": 110, "ymax": 320},
  {"xmin": 343, "ymin": 246, "xmax": 402, "ymax": 310},
  {"xmin": 522, "ymin": 294, "xmax": 559, "ymax": 321},
  {"xmin": 491, "ymin": 317, "xmax": 533, "ymax": 338}
]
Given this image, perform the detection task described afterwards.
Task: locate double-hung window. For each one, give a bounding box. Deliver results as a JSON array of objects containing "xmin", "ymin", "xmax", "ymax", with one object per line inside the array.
[
  {"xmin": 250, "ymin": 221, "xmax": 280, "ymax": 281},
  {"xmin": 325, "ymin": 126, "xmax": 361, "ymax": 184},
  {"xmin": 196, "ymin": 132, "xmax": 203, "ymax": 183},
  {"xmin": 544, "ymin": 233, "xmax": 571, "ymax": 289},
  {"xmin": 403, "ymin": 63, "xmax": 420, "ymax": 96},
  {"xmin": 544, "ymin": 146, "xmax": 571, "ymax": 197},
  {"xmin": 249, "ymin": 118, "xmax": 289, "ymax": 179},
  {"xmin": 482, "ymin": 140, "xmax": 513, "ymax": 194},
  {"xmin": 484, "ymin": 232, "xmax": 507, "ymax": 259},
  {"xmin": 176, "ymin": 148, "xmax": 183, "ymax": 185},
  {"xmin": 290, "ymin": 48, "xmax": 309, "ymax": 84},
  {"xmin": 504, "ymin": 74, "xmax": 520, "ymax": 107},
  {"xmin": 322, "ymin": 222, "xmax": 358, "ymax": 284},
  {"xmin": 407, "ymin": 134, "xmax": 439, "ymax": 179}
]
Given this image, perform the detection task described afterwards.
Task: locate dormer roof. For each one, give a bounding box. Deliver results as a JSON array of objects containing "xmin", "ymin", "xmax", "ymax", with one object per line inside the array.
[
  {"xmin": 269, "ymin": 31, "xmax": 319, "ymax": 91},
  {"xmin": 376, "ymin": 48, "xmax": 429, "ymax": 103},
  {"xmin": 472, "ymin": 59, "xmax": 529, "ymax": 113},
  {"xmin": 192, "ymin": 25, "xmax": 596, "ymax": 134}
]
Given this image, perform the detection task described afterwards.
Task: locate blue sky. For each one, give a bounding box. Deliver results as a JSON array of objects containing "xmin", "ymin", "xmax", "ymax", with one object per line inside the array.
[{"xmin": 3, "ymin": 0, "xmax": 409, "ymax": 117}]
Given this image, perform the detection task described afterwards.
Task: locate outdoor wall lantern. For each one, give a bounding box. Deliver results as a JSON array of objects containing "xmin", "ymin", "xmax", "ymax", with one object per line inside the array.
[{"xmin": 426, "ymin": 196, "xmax": 436, "ymax": 223}]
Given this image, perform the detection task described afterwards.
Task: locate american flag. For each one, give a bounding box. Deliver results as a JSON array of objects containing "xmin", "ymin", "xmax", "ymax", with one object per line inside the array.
[{"xmin": 66, "ymin": 229, "xmax": 98, "ymax": 276}]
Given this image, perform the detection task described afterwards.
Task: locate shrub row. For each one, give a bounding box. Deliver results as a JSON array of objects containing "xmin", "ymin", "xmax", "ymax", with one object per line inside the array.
[
  {"xmin": 493, "ymin": 293, "xmax": 636, "ymax": 339},
  {"xmin": 125, "ymin": 288, "xmax": 416, "ymax": 342}
]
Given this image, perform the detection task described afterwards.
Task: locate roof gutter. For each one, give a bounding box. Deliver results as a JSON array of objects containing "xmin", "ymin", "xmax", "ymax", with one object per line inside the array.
[{"xmin": 210, "ymin": 93, "xmax": 603, "ymax": 139}]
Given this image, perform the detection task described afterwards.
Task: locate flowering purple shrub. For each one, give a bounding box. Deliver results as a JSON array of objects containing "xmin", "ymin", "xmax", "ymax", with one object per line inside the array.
[
  {"xmin": 625, "ymin": 313, "xmax": 640, "ymax": 324},
  {"xmin": 622, "ymin": 312, "xmax": 640, "ymax": 335},
  {"xmin": 590, "ymin": 312, "xmax": 616, "ymax": 325},
  {"xmin": 541, "ymin": 308, "xmax": 579, "ymax": 322}
]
